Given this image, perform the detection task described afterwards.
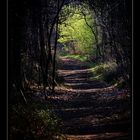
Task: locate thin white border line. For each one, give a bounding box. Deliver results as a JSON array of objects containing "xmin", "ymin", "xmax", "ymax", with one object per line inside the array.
[
  {"xmin": 132, "ymin": 0, "xmax": 133, "ymax": 139},
  {"xmin": 7, "ymin": 0, "xmax": 8, "ymax": 139}
]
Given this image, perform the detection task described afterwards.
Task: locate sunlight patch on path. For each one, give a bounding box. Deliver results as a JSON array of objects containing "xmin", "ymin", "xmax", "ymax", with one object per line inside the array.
[
  {"xmin": 66, "ymin": 132, "xmax": 128, "ymax": 140},
  {"xmin": 55, "ymin": 85, "xmax": 118, "ymax": 94}
]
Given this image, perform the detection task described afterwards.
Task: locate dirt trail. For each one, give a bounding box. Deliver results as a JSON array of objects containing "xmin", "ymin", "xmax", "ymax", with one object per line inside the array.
[{"xmin": 38, "ymin": 57, "xmax": 131, "ymax": 140}]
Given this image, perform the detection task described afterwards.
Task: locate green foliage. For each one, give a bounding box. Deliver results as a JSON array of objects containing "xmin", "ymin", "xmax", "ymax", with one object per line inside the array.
[
  {"xmin": 62, "ymin": 54, "xmax": 87, "ymax": 62},
  {"xmin": 58, "ymin": 3, "xmax": 96, "ymax": 56},
  {"xmin": 89, "ymin": 61, "xmax": 118, "ymax": 83},
  {"xmin": 89, "ymin": 61, "xmax": 128, "ymax": 88},
  {"xmin": 9, "ymin": 101, "xmax": 66, "ymax": 140}
]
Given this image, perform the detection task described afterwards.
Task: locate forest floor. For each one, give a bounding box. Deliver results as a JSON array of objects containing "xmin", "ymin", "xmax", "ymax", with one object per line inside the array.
[{"xmin": 33, "ymin": 57, "xmax": 131, "ymax": 140}]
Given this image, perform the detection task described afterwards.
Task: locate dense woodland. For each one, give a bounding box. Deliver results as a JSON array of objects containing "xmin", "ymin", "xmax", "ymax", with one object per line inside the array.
[{"xmin": 9, "ymin": 0, "xmax": 132, "ymax": 140}]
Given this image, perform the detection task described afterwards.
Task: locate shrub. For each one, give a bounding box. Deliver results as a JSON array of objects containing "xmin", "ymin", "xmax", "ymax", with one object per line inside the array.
[{"xmin": 9, "ymin": 102, "xmax": 66, "ymax": 140}]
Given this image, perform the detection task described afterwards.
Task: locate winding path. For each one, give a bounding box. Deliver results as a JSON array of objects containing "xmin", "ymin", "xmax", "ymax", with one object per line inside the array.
[{"xmin": 47, "ymin": 57, "xmax": 131, "ymax": 139}]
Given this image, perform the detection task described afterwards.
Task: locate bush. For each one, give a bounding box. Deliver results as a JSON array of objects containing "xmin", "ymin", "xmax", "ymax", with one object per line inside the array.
[
  {"xmin": 90, "ymin": 61, "xmax": 118, "ymax": 84},
  {"xmin": 9, "ymin": 102, "xmax": 66, "ymax": 140}
]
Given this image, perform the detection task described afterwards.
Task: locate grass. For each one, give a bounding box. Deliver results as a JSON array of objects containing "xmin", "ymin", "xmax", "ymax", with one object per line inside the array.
[
  {"xmin": 89, "ymin": 61, "xmax": 118, "ymax": 84},
  {"xmin": 88, "ymin": 61, "xmax": 129, "ymax": 89},
  {"xmin": 60, "ymin": 54, "xmax": 88, "ymax": 62}
]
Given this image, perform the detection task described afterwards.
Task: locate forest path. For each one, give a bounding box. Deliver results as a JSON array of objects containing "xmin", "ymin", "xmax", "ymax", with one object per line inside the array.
[
  {"xmin": 39, "ymin": 57, "xmax": 131, "ymax": 140},
  {"xmin": 57, "ymin": 57, "xmax": 107, "ymax": 90}
]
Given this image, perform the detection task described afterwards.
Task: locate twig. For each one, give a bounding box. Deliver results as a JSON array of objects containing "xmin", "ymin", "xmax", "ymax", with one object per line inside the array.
[{"xmin": 20, "ymin": 89, "xmax": 27, "ymax": 104}]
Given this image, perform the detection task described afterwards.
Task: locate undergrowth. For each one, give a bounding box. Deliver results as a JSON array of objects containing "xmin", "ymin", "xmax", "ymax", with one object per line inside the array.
[
  {"xmin": 89, "ymin": 61, "xmax": 127, "ymax": 88},
  {"xmin": 9, "ymin": 96, "xmax": 66, "ymax": 140}
]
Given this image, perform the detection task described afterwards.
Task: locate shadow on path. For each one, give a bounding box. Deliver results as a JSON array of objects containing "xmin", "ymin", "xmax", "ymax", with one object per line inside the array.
[{"xmin": 34, "ymin": 57, "xmax": 131, "ymax": 140}]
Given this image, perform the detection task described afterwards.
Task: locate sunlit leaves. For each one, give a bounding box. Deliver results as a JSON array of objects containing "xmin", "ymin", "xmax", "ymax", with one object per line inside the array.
[{"xmin": 58, "ymin": 3, "xmax": 96, "ymax": 56}]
